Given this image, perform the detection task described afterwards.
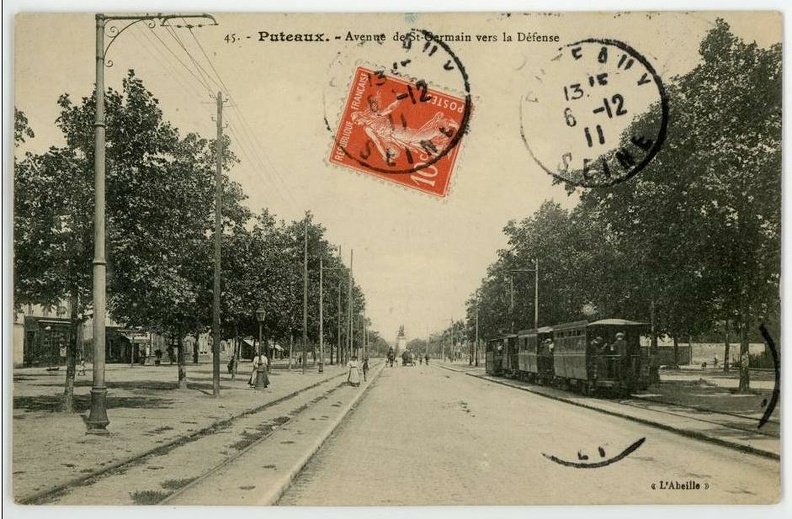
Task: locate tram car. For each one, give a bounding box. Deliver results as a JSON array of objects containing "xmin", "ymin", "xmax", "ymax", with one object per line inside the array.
[
  {"xmin": 486, "ymin": 318, "xmax": 648, "ymax": 396},
  {"xmin": 485, "ymin": 334, "xmax": 516, "ymax": 376},
  {"xmin": 516, "ymin": 326, "xmax": 554, "ymax": 383}
]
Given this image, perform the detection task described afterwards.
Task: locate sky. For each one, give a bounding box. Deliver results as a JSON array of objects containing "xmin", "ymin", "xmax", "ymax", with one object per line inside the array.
[{"xmin": 12, "ymin": 10, "xmax": 782, "ymax": 344}]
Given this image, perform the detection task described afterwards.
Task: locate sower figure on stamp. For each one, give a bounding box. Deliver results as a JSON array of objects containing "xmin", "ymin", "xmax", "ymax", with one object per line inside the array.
[{"xmin": 352, "ymin": 91, "xmax": 459, "ymax": 165}]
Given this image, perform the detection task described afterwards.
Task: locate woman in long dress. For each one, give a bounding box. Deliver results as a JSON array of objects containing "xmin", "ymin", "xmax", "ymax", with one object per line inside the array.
[
  {"xmin": 347, "ymin": 356, "xmax": 362, "ymax": 387},
  {"xmin": 249, "ymin": 352, "xmax": 269, "ymax": 388}
]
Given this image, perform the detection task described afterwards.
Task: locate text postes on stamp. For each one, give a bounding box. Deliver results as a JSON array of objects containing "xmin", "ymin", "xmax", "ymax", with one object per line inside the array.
[
  {"xmin": 329, "ymin": 65, "xmax": 467, "ymax": 197},
  {"xmin": 520, "ymin": 38, "xmax": 668, "ymax": 188}
]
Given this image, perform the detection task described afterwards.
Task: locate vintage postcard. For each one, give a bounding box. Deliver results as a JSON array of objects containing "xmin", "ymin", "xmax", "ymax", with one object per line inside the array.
[{"xmin": 8, "ymin": 8, "xmax": 783, "ymax": 512}]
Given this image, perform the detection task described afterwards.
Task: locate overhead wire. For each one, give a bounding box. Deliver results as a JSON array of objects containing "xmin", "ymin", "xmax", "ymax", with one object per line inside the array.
[
  {"xmin": 163, "ymin": 24, "xmax": 226, "ymax": 96},
  {"xmin": 177, "ymin": 21, "xmax": 291, "ymax": 198},
  {"xmin": 131, "ymin": 25, "xmax": 211, "ymax": 104},
  {"xmin": 185, "ymin": 24, "xmax": 301, "ymax": 211},
  {"xmin": 140, "ymin": 20, "xmax": 301, "ymax": 212},
  {"xmin": 144, "ymin": 25, "xmax": 214, "ymax": 95}
]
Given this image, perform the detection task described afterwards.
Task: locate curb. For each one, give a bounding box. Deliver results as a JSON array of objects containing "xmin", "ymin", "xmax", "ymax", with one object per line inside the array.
[
  {"xmin": 257, "ymin": 360, "xmax": 387, "ymax": 505},
  {"xmin": 16, "ymin": 370, "xmax": 347, "ymax": 505},
  {"xmin": 440, "ymin": 365, "xmax": 780, "ymax": 461}
]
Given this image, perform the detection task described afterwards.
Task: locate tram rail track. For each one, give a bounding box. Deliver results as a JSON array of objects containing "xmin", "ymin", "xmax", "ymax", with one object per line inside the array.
[{"xmin": 18, "ymin": 371, "xmax": 347, "ymax": 505}]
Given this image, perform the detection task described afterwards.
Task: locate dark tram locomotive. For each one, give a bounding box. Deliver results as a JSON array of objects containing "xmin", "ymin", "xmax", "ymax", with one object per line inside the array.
[
  {"xmin": 485, "ymin": 334, "xmax": 516, "ymax": 376},
  {"xmin": 486, "ymin": 319, "xmax": 649, "ymax": 396}
]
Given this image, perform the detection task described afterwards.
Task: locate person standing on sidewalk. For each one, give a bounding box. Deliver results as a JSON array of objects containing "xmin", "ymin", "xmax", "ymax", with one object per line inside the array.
[
  {"xmin": 249, "ymin": 352, "xmax": 269, "ymax": 388},
  {"xmin": 347, "ymin": 356, "xmax": 361, "ymax": 387},
  {"xmin": 362, "ymin": 356, "xmax": 370, "ymax": 381}
]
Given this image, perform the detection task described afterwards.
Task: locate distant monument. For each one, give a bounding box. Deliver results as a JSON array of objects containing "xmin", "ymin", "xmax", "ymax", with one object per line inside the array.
[{"xmin": 396, "ymin": 325, "xmax": 407, "ymax": 355}]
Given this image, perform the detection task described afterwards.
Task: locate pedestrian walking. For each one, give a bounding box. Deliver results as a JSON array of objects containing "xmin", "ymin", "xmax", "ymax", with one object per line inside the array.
[
  {"xmin": 425, "ymin": 353, "xmax": 430, "ymax": 365},
  {"xmin": 362, "ymin": 357, "xmax": 370, "ymax": 381},
  {"xmin": 249, "ymin": 352, "xmax": 269, "ymax": 388},
  {"xmin": 347, "ymin": 356, "xmax": 362, "ymax": 387}
]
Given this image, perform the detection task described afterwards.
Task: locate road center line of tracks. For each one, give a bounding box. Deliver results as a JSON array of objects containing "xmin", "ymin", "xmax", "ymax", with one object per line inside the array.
[{"xmin": 161, "ymin": 361, "xmax": 386, "ymax": 506}]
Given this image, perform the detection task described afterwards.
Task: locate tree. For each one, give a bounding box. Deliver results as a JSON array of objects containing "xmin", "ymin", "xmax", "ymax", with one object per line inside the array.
[
  {"xmin": 580, "ymin": 21, "xmax": 780, "ymax": 387},
  {"xmin": 15, "ymin": 71, "xmax": 242, "ymax": 401},
  {"xmin": 681, "ymin": 21, "xmax": 781, "ymax": 390}
]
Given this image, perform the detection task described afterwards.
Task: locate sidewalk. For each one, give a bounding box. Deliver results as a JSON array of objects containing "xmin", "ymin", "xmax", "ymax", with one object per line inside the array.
[
  {"xmin": 11, "ymin": 360, "xmax": 350, "ymax": 502},
  {"xmin": 438, "ymin": 362, "xmax": 780, "ymax": 460}
]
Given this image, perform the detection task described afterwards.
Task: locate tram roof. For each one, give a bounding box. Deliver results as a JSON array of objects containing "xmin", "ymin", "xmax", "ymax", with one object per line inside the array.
[
  {"xmin": 588, "ymin": 318, "xmax": 646, "ymax": 327},
  {"xmin": 517, "ymin": 326, "xmax": 554, "ymax": 335}
]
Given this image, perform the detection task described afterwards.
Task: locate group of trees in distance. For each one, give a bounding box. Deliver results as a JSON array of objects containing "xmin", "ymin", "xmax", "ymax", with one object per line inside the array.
[
  {"xmin": 461, "ymin": 21, "xmax": 780, "ymax": 391},
  {"xmin": 14, "ymin": 71, "xmax": 382, "ymax": 411}
]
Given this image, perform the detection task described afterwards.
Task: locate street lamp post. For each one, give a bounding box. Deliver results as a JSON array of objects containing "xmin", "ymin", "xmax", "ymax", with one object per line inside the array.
[
  {"xmin": 85, "ymin": 12, "xmax": 216, "ymax": 435},
  {"xmin": 255, "ymin": 306, "xmax": 266, "ymax": 391}
]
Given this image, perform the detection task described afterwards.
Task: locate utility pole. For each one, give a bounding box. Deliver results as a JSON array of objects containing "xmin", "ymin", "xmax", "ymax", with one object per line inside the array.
[
  {"xmin": 363, "ymin": 308, "xmax": 367, "ymax": 360},
  {"xmin": 319, "ymin": 255, "xmax": 324, "ymax": 373},
  {"xmin": 475, "ymin": 291, "xmax": 480, "ymax": 367},
  {"xmin": 510, "ymin": 260, "xmax": 540, "ymax": 333},
  {"xmin": 451, "ymin": 318, "xmax": 455, "ymax": 361},
  {"xmin": 212, "ymin": 91, "xmax": 223, "ymax": 398},
  {"xmin": 86, "ymin": 12, "xmax": 216, "ymax": 434},
  {"xmin": 338, "ymin": 251, "xmax": 343, "ymax": 365},
  {"xmin": 534, "ymin": 258, "xmax": 539, "ymax": 331},
  {"xmin": 322, "ymin": 250, "xmax": 347, "ymax": 368},
  {"xmin": 348, "ymin": 249, "xmax": 353, "ymax": 361},
  {"xmin": 302, "ymin": 218, "xmax": 308, "ymax": 375}
]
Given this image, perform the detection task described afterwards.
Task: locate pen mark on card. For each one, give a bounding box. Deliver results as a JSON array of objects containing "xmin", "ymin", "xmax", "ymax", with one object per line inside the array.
[
  {"xmin": 543, "ymin": 437, "xmax": 646, "ymax": 469},
  {"xmin": 758, "ymin": 323, "xmax": 779, "ymax": 429}
]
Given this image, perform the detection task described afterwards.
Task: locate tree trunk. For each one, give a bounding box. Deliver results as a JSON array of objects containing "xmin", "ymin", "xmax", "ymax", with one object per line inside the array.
[
  {"xmin": 61, "ymin": 289, "xmax": 79, "ymax": 413},
  {"xmin": 738, "ymin": 313, "xmax": 750, "ymax": 392},
  {"xmin": 192, "ymin": 329, "xmax": 199, "ymax": 364},
  {"xmin": 672, "ymin": 335, "xmax": 679, "ymax": 368},
  {"xmin": 723, "ymin": 321, "xmax": 730, "ymax": 373},
  {"xmin": 649, "ymin": 298, "xmax": 659, "ymax": 382},
  {"xmin": 178, "ymin": 327, "xmax": 188, "ymax": 389},
  {"xmin": 231, "ymin": 323, "xmax": 238, "ymax": 381},
  {"xmin": 288, "ymin": 334, "xmax": 293, "ymax": 371}
]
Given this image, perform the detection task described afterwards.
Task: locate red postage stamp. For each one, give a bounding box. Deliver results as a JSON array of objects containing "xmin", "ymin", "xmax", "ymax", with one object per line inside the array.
[{"xmin": 329, "ymin": 66, "xmax": 468, "ymax": 198}]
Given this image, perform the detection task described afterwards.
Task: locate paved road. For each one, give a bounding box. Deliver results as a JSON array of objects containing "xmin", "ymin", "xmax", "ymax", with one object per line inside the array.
[{"xmin": 279, "ymin": 363, "xmax": 779, "ymax": 505}]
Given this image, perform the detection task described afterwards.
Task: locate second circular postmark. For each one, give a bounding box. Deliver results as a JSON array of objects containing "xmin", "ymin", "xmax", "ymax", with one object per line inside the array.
[{"xmin": 520, "ymin": 38, "xmax": 668, "ymax": 188}]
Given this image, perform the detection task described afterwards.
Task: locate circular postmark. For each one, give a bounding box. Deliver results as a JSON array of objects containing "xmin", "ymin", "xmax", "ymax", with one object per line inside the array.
[
  {"xmin": 520, "ymin": 38, "xmax": 668, "ymax": 188},
  {"xmin": 325, "ymin": 29, "xmax": 472, "ymax": 197}
]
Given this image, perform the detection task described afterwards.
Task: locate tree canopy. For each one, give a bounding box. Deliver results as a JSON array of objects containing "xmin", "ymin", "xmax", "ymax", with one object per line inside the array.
[{"xmin": 466, "ymin": 21, "xmax": 781, "ymax": 390}]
